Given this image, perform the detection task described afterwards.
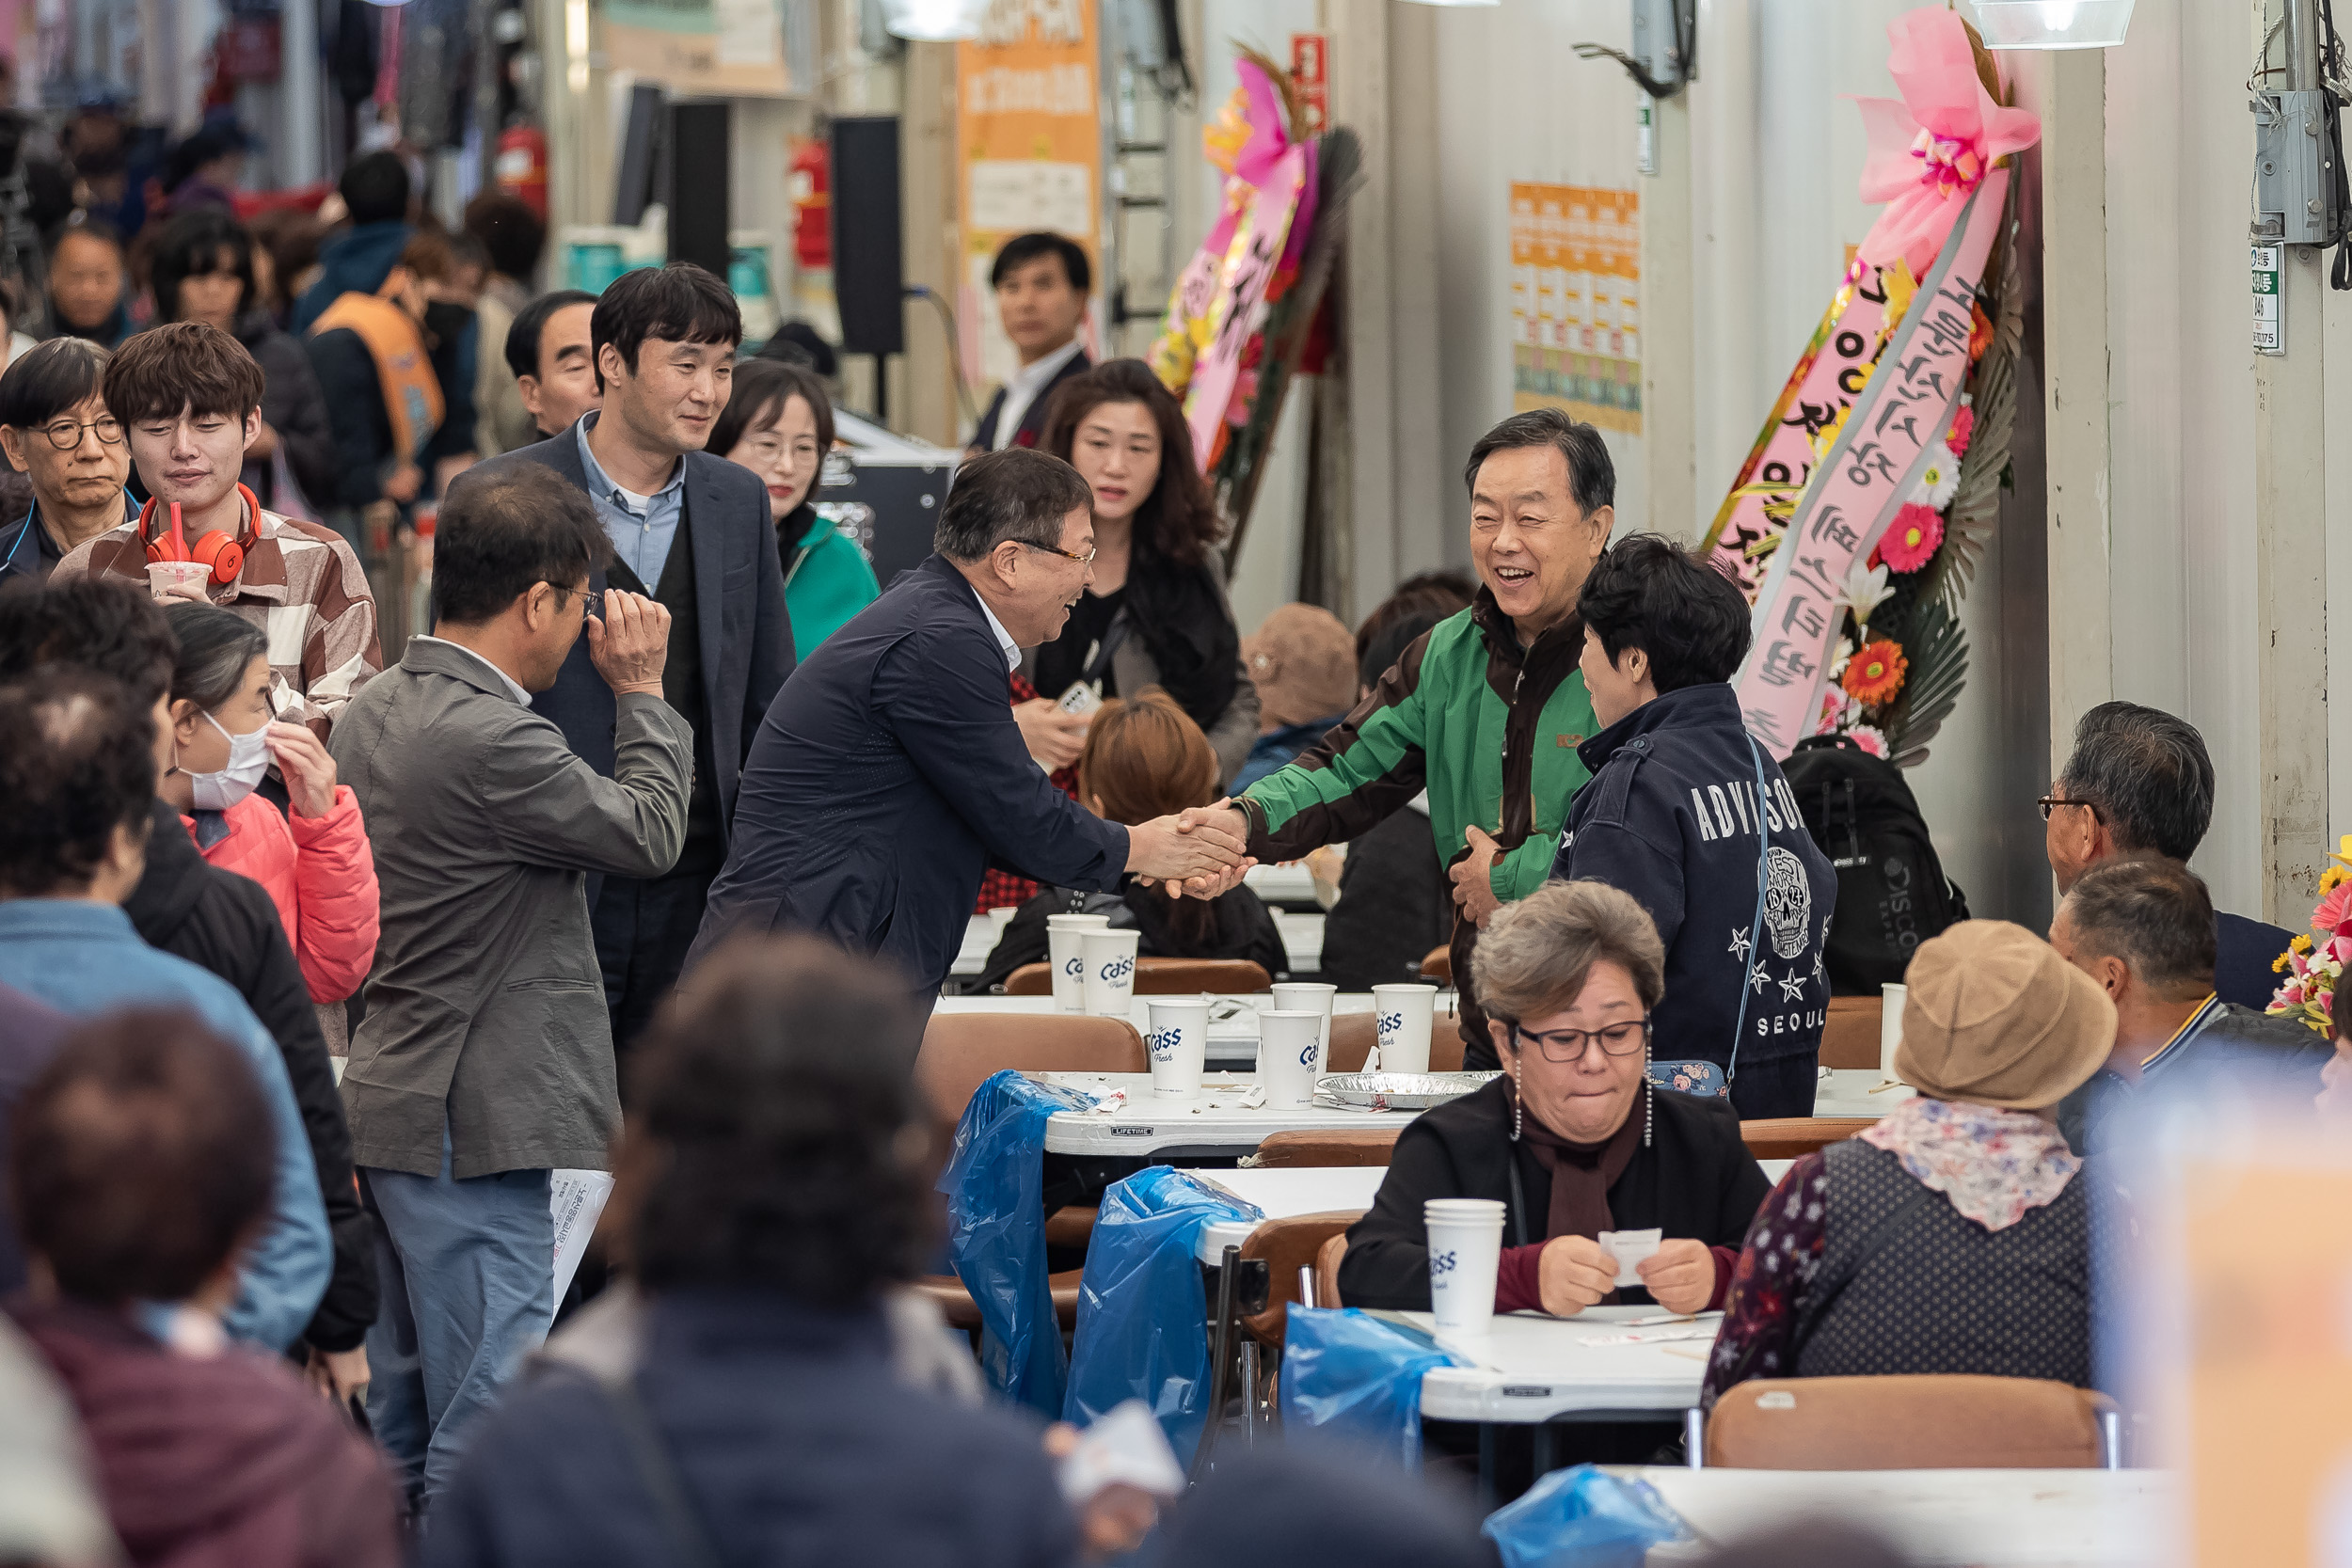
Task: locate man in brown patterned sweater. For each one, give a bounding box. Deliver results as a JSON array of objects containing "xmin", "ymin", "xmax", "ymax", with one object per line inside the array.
[{"xmin": 52, "ymin": 322, "xmax": 382, "ymax": 740}]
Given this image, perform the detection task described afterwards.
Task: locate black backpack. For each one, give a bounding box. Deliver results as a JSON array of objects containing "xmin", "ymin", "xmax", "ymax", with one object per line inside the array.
[{"xmin": 1780, "ymin": 735, "xmax": 1969, "ymax": 993}]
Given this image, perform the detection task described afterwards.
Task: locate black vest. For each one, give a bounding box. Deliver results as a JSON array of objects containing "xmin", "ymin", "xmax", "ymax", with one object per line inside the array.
[
  {"xmin": 1793, "ymin": 1140, "xmax": 2096, "ymax": 1388},
  {"xmin": 608, "ymin": 501, "xmax": 722, "ymax": 873}
]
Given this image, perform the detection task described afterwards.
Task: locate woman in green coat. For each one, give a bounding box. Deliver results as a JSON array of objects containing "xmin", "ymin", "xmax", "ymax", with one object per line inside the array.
[{"xmin": 711, "ymin": 356, "xmax": 879, "ymax": 660}]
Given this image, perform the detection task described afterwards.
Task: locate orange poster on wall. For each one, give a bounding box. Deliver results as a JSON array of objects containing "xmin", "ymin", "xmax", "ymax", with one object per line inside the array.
[
  {"xmin": 956, "ymin": 0, "xmax": 1102, "ymax": 401},
  {"xmin": 1508, "ymin": 181, "xmax": 1640, "ymax": 435}
]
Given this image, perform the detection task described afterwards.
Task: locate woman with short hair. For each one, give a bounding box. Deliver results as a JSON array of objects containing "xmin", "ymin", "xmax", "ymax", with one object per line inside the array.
[{"xmin": 1339, "ymin": 879, "xmax": 1772, "ymax": 1317}]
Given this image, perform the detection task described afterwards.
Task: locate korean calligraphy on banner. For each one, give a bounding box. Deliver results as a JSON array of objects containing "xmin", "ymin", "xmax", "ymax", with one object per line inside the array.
[
  {"xmin": 1509, "ymin": 182, "xmax": 1641, "ymax": 436},
  {"xmin": 1731, "ymin": 170, "xmax": 2009, "ymax": 754}
]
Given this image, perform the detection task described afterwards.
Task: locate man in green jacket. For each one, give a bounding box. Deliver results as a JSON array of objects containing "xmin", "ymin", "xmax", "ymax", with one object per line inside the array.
[{"xmin": 1177, "ymin": 408, "xmax": 1613, "ymax": 1069}]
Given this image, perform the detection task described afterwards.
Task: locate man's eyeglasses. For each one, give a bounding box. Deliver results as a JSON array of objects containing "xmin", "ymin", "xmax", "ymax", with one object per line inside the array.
[
  {"xmin": 38, "ymin": 416, "xmax": 124, "ymax": 451},
  {"xmin": 1509, "ymin": 1017, "xmax": 1652, "ymax": 1064},
  {"xmin": 1020, "ymin": 539, "xmax": 1097, "ymax": 565},
  {"xmin": 2037, "ymin": 796, "xmax": 2102, "ymax": 824},
  {"xmin": 551, "ymin": 584, "xmax": 594, "ymax": 623}
]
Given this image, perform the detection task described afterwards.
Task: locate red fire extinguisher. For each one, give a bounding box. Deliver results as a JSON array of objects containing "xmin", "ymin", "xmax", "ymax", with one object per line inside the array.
[
  {"xmin": 496, "ymin": 124, "xmax": 548, "ymax": 223},
  {"xmin": 788, "ymin": 135, "xmax": 830, "ymax": 270}
]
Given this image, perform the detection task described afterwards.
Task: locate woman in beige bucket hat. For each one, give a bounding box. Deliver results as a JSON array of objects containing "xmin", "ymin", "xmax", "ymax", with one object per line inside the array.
[{"xmin": 1700, "ymin": 919, "xmax": 2118, "ymax": 1410}]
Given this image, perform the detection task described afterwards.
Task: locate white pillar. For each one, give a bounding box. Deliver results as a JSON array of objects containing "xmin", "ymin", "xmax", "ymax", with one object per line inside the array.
[
  {"xmin": 280, "ymin": 0, "xmax": 324, "ymax": 186},
  {"xmin": 1640, "ymin": 87, "xmax": 1697, "ymax": 540}
]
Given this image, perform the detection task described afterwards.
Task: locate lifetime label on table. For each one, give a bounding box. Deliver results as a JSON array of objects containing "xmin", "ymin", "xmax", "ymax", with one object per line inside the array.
[
  {"xmin": 1110, "ymin": 1126, "xmax": 1157, "ymax": 1137},
  {"xmin": 1502, "ymin": 1386, "xmax": 1556, "ymax": 1398}
]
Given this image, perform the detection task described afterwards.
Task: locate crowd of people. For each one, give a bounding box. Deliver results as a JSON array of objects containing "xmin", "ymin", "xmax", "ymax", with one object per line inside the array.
[{"xmin": 0, "ymin": 184, "xmax": 2339, "ymax": 1568}]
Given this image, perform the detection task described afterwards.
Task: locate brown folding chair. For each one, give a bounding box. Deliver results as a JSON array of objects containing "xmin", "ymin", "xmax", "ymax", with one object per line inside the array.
[
  {"xmin": 1740, "ymin": 1117, "xmax": 1875, "ymax": 1161},
  {"xmin": 910, "ymin": 1012, "xmax": 1146, "ymax": 1329},
  {"xmin": 1327, "ymin": 1010, "xmax": 1466, "ymax": 1073},
  {"xmin": 1315, "ymin": 1233, "xmax": 1349, "ymax": 1309},
  {"xmin": 1238, "ymin": 1211, "xmax": 1366, "ymax": 1348},
  {"xmin": 1420, "ymin": 946, "xmax": 1454, "ymax": 985},
  {"xmin": 1003, "ymin": 957, "xmax": 1272, "ymax": 996},
  {"xmin": 1702, "ymin": 1375, "xmax": 2121, "ymax": 1470},
  {"xmin": 1819, "ymin": 994, "xmax": 1884, "ymax": 1069},
  {"xmin": 1251, "ymin": 1127, "xmax": 1404, "ymax": 1167}
]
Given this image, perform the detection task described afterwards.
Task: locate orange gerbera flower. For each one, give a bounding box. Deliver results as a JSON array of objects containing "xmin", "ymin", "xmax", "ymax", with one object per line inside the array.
[{"xmin": 1841, "ymin": 639, "xmax": 1908, "ymax": 706}]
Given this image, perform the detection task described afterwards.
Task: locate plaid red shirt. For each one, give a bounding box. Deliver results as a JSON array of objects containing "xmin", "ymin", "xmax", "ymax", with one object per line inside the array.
[{"xmin": 975, "ymin": 671, "xmax": 1080, "ymax": 913}]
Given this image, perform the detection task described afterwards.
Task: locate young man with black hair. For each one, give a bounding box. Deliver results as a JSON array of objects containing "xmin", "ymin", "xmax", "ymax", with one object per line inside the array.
[
  {"xmin": 306, "ymin": 227, "xmax": 454, "ymax": 546},
  {"xmin": 52, "ymin": 321, "xmax": 382, "ymax": 736},
  {"xmin": 332, "ymin": 466, "xmax": 690, "ymax": 1502},
  {"xmin": 292, "ymin": 150, "xmax": 414, "ymax": 332},
  {"xmin": 503, "ymin": 287, "xmax": 599, "ymax": 440},
  {"xmin": 970, "ymin": 230, "xmax": 1091, "ymax": 452},
  {"xmin": 0, "ymin": 338, "xmax": 133, "ymax": 587},
  {"xmin": 1546, "ymin": 532, "xmax": 1836, "ymax": 1118},
  {"xmin": 454, "ymin": 263, "xmax": 792, "ymax": 1064}
]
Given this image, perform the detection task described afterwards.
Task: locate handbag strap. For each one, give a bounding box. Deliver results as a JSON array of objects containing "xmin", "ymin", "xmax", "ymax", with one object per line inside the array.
[
  {"xmin": 1724, "ymin": 734, "xmax": 1772, "ymax": 1085},
  {"xmin": 594, "ymin": 1375, "xmax": 727, "ymax": 1568}
]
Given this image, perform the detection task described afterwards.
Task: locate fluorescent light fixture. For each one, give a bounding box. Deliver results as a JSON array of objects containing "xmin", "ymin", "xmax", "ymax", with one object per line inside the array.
[
  {"xmin": 878, "ymin": 0, "xmax": 990, "ymax": 40},
  {"xmin": 1397, "ymin": 0, "xmax": 1502, "ymax": 7},
  {"xmin": 1970, "ymin": 0, "xmax": 2134, "ymax": 49}
]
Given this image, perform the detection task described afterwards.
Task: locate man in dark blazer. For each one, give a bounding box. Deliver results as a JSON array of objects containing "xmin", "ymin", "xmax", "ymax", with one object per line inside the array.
[
  {"xmin": 452, "ymin": 263, "xmax": 793, "ymax": 1065},
  {"xmin": 967, "ymin": 232, "xmax": 1092, "ymax": 453},
  {"xmin": 690, "ymin": 449, "xmax": 1248, "ymax": 1003}
]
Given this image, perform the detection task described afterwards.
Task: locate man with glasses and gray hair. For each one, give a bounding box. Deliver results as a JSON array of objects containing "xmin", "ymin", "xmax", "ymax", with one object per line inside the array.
[
  {"xmin": 691, "ymin": 447, "xmax": 1248, "ymax": 1008},
  {"xmin": 2042, "ymin": 700, "xmax": 2296, "ymax": 1009},
  {"xmin": 0, "ymin": 338, "xmax": 133, "ymax": 588}
]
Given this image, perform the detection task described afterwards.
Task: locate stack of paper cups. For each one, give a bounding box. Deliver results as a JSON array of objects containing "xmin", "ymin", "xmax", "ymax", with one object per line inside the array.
[
  {"xmin": 1373, "ymin": 984, "xmax": 1438, "ymax": 1074},
  {"xmin": 1258, "ymin": 1010, "xmax": 1325, "ymax": 1109},
  {"xmin": 1045, "ymin": 914, "xmax": 1111, "ymax": 1011},
  {"xmin": 1880, "ymin": 982, "xmax": 1907, "ymax": 1083},
  {"xmin": 1144, "ymin": 998, "xmax": 1209, "ymax": 1101},
  {"xmin": 1268, "ymin": 982, "xmax": 1335, "ymax": 1073},
  {"xmin": 1424, "ymin": 1197, "xmax": 1506, "ymax": 1335},
  {"xmin": 1080, "ymin": 928, "xmax": 1141, "ymax": 1018}
]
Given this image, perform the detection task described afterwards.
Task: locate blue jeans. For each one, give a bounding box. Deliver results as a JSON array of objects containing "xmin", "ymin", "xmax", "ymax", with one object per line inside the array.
[{"xmin": 361, "ymin": 1132, "xmax": 553, "ymax": 1503}]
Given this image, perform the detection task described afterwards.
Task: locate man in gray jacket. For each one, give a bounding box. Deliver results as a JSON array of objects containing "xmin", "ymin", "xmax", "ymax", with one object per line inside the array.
[{"xmin": 330, "ymin": 462, "xmax": 691, "ymax": 1503}]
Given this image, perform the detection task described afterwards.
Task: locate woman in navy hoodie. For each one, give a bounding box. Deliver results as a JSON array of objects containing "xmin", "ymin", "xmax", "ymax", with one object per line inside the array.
[{"xmin": 1549, "ymin": 534, "xmax": 1836, "ymax": 1118}]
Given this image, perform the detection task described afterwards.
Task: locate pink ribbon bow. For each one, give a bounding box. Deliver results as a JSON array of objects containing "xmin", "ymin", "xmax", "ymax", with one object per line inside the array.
[{"xmin": 1851, "ymin": 8, "xmax": 2041, "ymax": 276}]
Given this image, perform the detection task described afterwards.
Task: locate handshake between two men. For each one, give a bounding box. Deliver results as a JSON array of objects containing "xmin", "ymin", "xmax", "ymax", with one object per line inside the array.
[{"xmin": 1131, "ymin": 801, "xmax": 1257, "ymax": 900}]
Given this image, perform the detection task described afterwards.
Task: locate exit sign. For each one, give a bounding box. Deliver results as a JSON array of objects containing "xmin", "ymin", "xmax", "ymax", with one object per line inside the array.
[{"xmin": 1291, "ymin": 34, "xmax": 1329, "ymax": 136}]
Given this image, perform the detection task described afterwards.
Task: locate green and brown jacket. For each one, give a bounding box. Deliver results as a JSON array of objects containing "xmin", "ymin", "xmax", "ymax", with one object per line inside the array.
[{"xmin": 1236, "ymin": 588, "xmax": 1597, "ymax": 1066}]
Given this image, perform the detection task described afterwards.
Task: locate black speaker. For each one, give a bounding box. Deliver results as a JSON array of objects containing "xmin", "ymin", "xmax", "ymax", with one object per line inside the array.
[
  {"xmin": 831, "ymin": 115, "xmax": 904, "ymax": 357},
  {"xmin": 665, "ymin": 102, "xmax": 731, "ymax": 279}
]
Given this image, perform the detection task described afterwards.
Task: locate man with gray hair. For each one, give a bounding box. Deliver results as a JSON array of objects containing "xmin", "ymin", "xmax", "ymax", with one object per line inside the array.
[
  {"xmin": 2047, "ymin": 857, "xmax": 2327, "ymax": 1155},
  {"xmin": 2042, "ymin": 700, "xmax": 2296, "ymax": 1010},
  {"xmin": 690, "ymin": 447, "xmax": 1248, "ymax": 1004}
]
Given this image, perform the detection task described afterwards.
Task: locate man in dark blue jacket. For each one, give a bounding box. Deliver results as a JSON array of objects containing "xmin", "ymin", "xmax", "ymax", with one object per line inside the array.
[
  {"xmin": 453, "ymin": 264, "xmax": 794, "ymax": 1065},
  {"xmin": 291, "ymin": 151, "xmax": 413, "ymax": 333},
  {"xmin": 1550, "ymin": 534, "xmax": 1836, "ymax": 1118},
  {"xmin": 690, "ymin": 448, "xmax": 1248, "ymax": 1004}
]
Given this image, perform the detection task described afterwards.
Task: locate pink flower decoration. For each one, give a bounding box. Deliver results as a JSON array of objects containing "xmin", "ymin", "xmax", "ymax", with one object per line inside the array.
[
  {"xmin": 1946, "ymin": 405, "xmax": 1975, "ymax": 455},
  {"xmin": 1849, "ymin": 725, "xmax": 1890, "ymax": 759},
  {"xmin": 2319, "ymin": 883, "xmax": 2352, "ymax": 933},
  {"xmin": 1878, "ymin": 504, "xmax": 1945, "ymax": 572},
  {"xmin": 1851, "ymin": 9, "xmax": 2042, "ymax": 276}
]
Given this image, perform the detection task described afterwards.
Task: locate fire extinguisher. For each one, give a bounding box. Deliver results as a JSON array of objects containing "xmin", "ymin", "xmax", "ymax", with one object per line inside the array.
[
  {"xmin": 788, "ymin": 135, "xmax": 830, "ymax": 271},
  {"xmin": 496, "ymin": 124, "xmax": 548, "ymax": 223}
]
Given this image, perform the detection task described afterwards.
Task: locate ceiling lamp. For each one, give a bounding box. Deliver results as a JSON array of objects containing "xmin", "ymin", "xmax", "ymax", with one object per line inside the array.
[
  {"xmin": 877, "ymin": 0, "xmax": 989, "ymax": 41},
  {"xmin": 1396, "ymin": 1, "xmax": 1502, "ymax": 8},
  {"xmin": 1969, "ymin": 1, "xmax": 2134, "ymax": 49}
]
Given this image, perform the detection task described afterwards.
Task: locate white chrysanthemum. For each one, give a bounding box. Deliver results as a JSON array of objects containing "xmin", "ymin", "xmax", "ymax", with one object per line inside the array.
[{"xmin": 1909, "ymin": 452, "xmax": 1959, "ymax": 507}]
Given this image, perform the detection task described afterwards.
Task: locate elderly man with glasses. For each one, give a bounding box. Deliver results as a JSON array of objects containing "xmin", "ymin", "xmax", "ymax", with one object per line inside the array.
[
  {"xmin": 2042, "ymin": 701, "xmax": 2296, "ymax": 1011},
  {"xmin": 0, "ymin": 338, "xmax": 135, "ymax": 588}
]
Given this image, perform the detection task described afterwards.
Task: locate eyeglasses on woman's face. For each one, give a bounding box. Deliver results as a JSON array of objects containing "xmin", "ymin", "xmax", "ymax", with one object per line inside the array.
[{"xmin": 1509, "ymin": 1017, "xmax": 1653, "ymax": 1064}]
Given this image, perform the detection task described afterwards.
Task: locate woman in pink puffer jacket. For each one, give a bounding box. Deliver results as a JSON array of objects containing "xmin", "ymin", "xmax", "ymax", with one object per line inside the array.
[{"xmin": 159, "ymin": 604, "xmax": 378, "ymax": 1020}]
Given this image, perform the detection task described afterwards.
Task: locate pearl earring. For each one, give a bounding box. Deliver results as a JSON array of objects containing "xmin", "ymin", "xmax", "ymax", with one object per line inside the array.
[
  {"xmin": 1511, "ymin": 1055, "xmax": 1523, "ymax": 1141},
  {"xmin": 1644, "ymin": 1033, "xmax": 1654, "ymax": 1148}
]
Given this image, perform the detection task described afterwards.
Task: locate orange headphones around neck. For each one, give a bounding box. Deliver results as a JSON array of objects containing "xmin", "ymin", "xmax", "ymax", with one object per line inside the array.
[{"xmin": 142, "ymin": 483, "xmax": 262, "ymax": 587}]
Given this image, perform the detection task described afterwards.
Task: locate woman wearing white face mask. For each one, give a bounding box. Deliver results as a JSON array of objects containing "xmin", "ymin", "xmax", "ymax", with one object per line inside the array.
[{"xmin": 161, "ymin": 603, "xmax": 380, "ymax": 1010}]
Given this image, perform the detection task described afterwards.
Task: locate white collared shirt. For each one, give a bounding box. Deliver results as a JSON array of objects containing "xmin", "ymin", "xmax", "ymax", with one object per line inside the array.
[
  {"xmin": 989, "ymin": 337, "xmax": 1084, "ymax": 451},
  {"xmin": 971, "ymin": 584, "xmax": 1020, "ymax": 672},
  {"xmin": 411, "ymin": 635, "xmax": 534, "ymax": 704}
]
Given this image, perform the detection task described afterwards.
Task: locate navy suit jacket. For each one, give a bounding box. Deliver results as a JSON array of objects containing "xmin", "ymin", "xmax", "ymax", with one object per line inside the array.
[
  {"xmin": 454, "ymin": 425, "xmax": 795, "ymax": 840},
  {"xmin": 970, "ymin": 349, "xmax": 1090, "ymax": 451},
  {"xmin": 691, "ymin": 553, "xmax": 1129, "ymax": 993}
]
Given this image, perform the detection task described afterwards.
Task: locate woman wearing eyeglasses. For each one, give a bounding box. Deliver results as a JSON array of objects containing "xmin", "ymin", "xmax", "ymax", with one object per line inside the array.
[{"xmin": 1337, "ymin": 879, "xmax": 1772, "ymax": 1319}]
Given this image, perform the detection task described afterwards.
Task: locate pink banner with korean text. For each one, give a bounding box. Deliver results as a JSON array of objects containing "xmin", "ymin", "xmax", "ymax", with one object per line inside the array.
[{"xmin": 1731, "ymin": 168, "xmax": 2008, "ymax": 754}]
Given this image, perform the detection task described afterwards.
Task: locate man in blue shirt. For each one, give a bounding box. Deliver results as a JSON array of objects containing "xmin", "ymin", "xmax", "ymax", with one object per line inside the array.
[{"xmin": 0, "ymin": 668, "xmax": 328, "ymax": 1350}]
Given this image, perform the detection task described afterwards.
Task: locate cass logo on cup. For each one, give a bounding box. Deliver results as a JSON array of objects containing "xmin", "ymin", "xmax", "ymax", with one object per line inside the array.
[
  {"xmin": 1147, "ymin": 1027, "xmax": 1181, "ymax": 1063},
  {"xmin": 1063, "ymin": 956, "xmax": 1084, "ymax": 978},
  {"xmin": 1377, "ymin": 1009, "xmax": 1404, "ymax": 1037},
  {"xmin": 1298, "ymin": 1040, "xmax": 1319, "ymax": 1068},
  {"xmin": 1099, "ymin": 955, "xmax": 1136, "ymax": 983},
  {"xmin": 1430, "ymin": 1248, "xmax": 1457, "ymax": 1278}
]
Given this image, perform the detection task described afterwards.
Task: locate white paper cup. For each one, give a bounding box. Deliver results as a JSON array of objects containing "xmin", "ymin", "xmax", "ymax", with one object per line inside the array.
[
  {"xmin": 146, "ymin": 560, "xmax": 212, "ymax": 602},
  {"xmin": 1269, "ymin": 982, "xmax": 1336, "ymax": 1072},
  {"xmin": 1045, "ymin": 914, "xmax": 1111, "ymax": 1012},
  {"xmin": 1374, "ymin": 984, "xmax": 1438, "ymax": 1075},
  {"xmin": 1880, "ymin": 982, "xmax": 1907, "ymax": 1082},
  {"xmin": 1425, "ymin": 1197, "xmax": 1507, "ymax": 1335},
  {"xmin": 1257, "ymin": 1010, "xmax": 1326, "ymax": 1109},
  {"xmin": 1080, "ymin": 928, "xmax": 1141, "ymax": 1018},
  {"xmin": 1145, "ymin": 998, "xmax": 1210, "ymax": 1101}
]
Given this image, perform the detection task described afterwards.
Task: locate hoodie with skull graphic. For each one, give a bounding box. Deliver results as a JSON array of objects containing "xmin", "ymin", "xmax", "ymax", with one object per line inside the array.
[{"xmin": 1549, "ymin": 681, "xmax": 1837, "ymax": 1085}]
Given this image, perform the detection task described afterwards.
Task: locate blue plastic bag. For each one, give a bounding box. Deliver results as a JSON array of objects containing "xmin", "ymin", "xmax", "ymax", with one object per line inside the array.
[
  {"xmin": 1062, "ymin": 1166, "xmax": 1262, "ymax": 1459},
  {"xmin": 938, "ymin": 1069, "xmax": 1095, "ymax": 1413},
  {"xmin": 1481, "ymin": 1465, "xmax": 1692, "ymax": 1568},
  {"xmin": 1279, "ymin": 1307, "xmax": 1466, "ymax": 1466}
]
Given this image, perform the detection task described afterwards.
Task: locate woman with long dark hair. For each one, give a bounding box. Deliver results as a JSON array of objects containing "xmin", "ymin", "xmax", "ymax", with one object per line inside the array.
[
  {"xmin": 1021, "ymin": 358, "xmax": 1259, "ymax": 786},
  {"xmin": 148, "ymin": 207, "xmax": 336, "ymax": 514}
]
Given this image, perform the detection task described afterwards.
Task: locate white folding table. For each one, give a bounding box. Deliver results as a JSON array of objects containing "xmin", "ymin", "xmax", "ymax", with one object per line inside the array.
[
  {"xmin": 1032, "ymin": 1071, "xmax": 1427, "ymax": 1159},
  {"xmin": 946, "ymin": 907, "xmax": 1328, "ymax": 979},
  {"xmin": 934, "ymin": 991, "xmax": 1406, "ymax": 1070}
]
